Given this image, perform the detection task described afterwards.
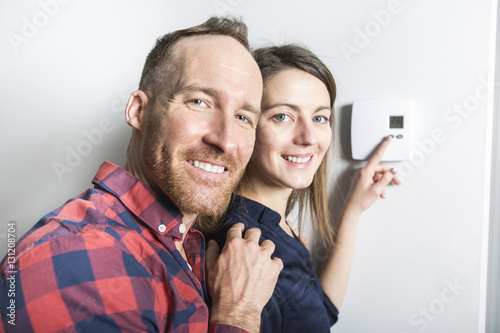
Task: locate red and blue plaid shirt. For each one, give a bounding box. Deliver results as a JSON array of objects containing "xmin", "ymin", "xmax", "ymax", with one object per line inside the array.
[{"xmin": 0, "ymin": 161, "xmax": 245, "ymax": 333}]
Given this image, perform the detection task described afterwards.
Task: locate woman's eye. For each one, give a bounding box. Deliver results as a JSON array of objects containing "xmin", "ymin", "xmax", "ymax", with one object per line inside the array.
[
  {"xmin": 273, "ymin": 114, "xmax": 290, "ymax": 122},
  {"xmin": 313, "ymin": 115, "xmax": 329, "ymax": 123}
]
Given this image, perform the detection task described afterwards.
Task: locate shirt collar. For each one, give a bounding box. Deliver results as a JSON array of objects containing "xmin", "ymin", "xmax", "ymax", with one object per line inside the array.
[
  {"xmin": 92, "ymin": 161, "xmax": 185, "ymax": 241},
  {"xmin": 233, "ymin": 195, "xmax": 282, "ymax": 226}
]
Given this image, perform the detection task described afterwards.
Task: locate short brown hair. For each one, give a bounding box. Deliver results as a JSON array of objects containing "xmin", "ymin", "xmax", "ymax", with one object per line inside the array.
[{"xmin": 138, "ymin": 16, "xmax": 250, "ymax": 104}]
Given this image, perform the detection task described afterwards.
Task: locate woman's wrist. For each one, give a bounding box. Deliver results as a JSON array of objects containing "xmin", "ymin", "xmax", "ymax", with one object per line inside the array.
[{"xmin": 340, "ymin": 204, "xmax": 363, "ymax": 225}]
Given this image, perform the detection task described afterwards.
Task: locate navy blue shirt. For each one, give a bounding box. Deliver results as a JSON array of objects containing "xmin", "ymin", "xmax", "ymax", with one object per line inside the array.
[{"xmin": 208, "ymin": 195, "xmax": 339, "ymax": 332}]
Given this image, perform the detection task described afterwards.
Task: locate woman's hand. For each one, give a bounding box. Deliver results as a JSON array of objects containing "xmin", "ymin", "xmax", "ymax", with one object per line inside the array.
[
  {"xmin": 345, "ymin": 136, "xmax": 401, "ymax": 215},
  {"xmin": 319, "ymin": 136, "xmax": 401, "ymax": 309}
]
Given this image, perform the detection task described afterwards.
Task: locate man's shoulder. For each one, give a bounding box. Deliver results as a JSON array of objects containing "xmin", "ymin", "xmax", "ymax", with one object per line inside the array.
[
  {"xmin": 24, "ymin": 188, "xmax": 111, "ymax": 234},
  {"xmin": 9, "ymin": 187, "xmax": 129, "ymax": 265},
  {"xmin": 52, "ymin": 186, "xmax": 119, "ymax": 221}
]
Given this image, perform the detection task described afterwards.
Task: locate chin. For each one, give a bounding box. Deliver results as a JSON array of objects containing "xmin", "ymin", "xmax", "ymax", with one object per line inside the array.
[
  {"xmin": 178, "ymin": 203, "xmax": 221, "ymax": 216},
  {"xmin": 172, "ymin": 179, "xmax": 236, "ymax": 215},
  {"xmin": 288, "ymin": 180, "xmax": 314, "ymax": 190}
]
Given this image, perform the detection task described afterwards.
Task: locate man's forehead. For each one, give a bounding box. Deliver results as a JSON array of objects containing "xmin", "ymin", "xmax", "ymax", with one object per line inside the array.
[
  {"xmin": 174, "ymin": 34, "xmax": 248, "ymax": 58},
  {"xmin": 165, "ymin": 34, "xmax": 262, "ymax": 112},
  {"xmin": 171, "ymin": 34, "xmax": 261, "ymax": 86}
]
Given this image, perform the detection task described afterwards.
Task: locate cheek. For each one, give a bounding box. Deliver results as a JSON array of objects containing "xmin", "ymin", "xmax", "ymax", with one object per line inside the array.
[
  {"xmin": 318, "ymin": 129, "xmax": 333, "ymax": 156},
  {"xmin": 253, "ymin": 127, "xmax": 280, "ymax": 158},
  {"xmin": 170, "ymin": 117, "xmax": 201, "ymax": 137},
  {"xmin": 237, "ymin": 130, "xmax": 257, "ymax": 164},
  {"xmin": 164, "ymin": 112, "xmax": 210, "ymax": 147}
]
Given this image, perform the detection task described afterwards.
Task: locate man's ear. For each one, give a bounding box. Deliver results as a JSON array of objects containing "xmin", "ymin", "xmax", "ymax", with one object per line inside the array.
[{"xmin": 125, "ymin": 90, "xmax": 149, "ymax": 131}]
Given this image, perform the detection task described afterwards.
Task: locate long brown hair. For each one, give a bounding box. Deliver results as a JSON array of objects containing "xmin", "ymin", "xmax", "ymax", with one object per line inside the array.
[{"xmin": 251, "ymin": 44, "xmax": 337, "ymax": 246}]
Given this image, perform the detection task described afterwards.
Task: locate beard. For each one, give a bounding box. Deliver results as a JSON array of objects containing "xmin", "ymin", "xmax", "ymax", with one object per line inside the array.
[{"xmin": 142, "ymin": 123, "xmax": 245, "ymax": 216}]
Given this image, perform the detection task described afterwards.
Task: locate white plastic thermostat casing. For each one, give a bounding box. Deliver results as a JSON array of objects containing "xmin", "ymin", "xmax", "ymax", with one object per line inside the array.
[{"xmin": 351, "ymin": 99, "xmax": 413, "ymax": 161}]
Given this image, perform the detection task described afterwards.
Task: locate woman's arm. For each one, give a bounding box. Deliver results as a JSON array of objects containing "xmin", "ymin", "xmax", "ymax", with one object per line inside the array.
[{"xmin": 318, "ymin": 136, "xmax": 400, "ymax": 309}]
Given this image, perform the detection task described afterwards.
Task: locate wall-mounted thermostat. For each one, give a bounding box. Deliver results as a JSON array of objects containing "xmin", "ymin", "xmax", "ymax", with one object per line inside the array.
[{"xmin": 351, "ymin": 99, "xmax": 413, "ymax": 161}]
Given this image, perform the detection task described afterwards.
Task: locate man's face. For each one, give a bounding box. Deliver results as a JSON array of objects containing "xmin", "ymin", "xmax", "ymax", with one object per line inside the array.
[{"xmin": 141, "ymin": 35, "xmax": 263, "ymax": 216}]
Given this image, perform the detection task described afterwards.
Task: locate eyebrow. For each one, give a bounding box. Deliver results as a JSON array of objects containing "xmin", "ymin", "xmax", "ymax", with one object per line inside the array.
[
  {"xmin": 173, "ymin": 84, "xmax": 260, "ymax": 115},
  {"xmin": 175, "ymin": 84, "xmax": 218, "ymax": 98},
  {"xmin": 263, "ymin": 103, "xmax": 332, "ymax": 113}
]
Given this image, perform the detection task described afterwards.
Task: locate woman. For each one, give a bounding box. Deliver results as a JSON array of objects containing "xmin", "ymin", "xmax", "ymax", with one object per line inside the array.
[{"xmin": 203, "ymin": 44, "xmax": 400, "ymax": 332}]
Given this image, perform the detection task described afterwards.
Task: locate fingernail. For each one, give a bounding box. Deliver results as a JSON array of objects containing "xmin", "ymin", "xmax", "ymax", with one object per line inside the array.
[{"xmin": 391, "ymin": 167, "xmax": 398, "ymax": 174}]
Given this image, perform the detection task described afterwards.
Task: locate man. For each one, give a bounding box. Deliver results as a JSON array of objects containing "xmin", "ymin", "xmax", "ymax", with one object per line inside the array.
[{"xmin": 0, "ymin": 17, "xmax": 282, "ymax": 332}]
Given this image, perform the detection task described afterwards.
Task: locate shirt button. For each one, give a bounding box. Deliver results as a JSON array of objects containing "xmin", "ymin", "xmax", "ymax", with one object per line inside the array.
[
  {"xmin": 187, "ymin": 263, "xmax": 192, "ymax": 271},
  {"xmin": 158, "ymin": 224, "xmax": 166, "ymax": 233},
  {"xmin": 179, "ymin": 224, "xmax": 186, "ymax": 233}
]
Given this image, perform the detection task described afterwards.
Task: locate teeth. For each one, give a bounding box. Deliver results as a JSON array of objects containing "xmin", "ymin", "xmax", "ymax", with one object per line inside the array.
[
  {"xmin": 188, "ymin": 160, "xmax": 225, "ymax": 174},
  {"xmin": 284, "ymin": 156, "xmax": 311, "ymax": 164}
]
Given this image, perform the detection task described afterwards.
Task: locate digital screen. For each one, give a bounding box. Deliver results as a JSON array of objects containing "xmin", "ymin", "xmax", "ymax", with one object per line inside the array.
[{"xmin": 390, "ymin": 116, "xmax": 404, "ymax": 129}]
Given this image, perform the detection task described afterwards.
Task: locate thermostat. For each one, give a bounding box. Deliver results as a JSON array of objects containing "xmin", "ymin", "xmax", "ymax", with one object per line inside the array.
[{"xmin": 351, "ymin": 99, "xmax": 413, "ymax": 161}]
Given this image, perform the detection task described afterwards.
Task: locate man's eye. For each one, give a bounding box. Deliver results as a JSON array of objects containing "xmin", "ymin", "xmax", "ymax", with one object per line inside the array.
[
  {"xmin": 190, "ymin": 99, "xmax": 207, "ymax": 107},
  {"xmin": 235, "ymin": 114, "xmax": 250, "ymax": 123},
  {"xmin": 273, "ymin": 114, "xmax": 290, "ymax": 122},
  {"xmin": 313, "ymin": 116, "xmax": 329, "ymax": 123}
]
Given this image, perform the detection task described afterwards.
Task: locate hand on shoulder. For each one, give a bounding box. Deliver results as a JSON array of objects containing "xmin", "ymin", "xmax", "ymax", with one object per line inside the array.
[{"xmin": 206, "ymin": 223, "xmax": 283, "ymax": 333}]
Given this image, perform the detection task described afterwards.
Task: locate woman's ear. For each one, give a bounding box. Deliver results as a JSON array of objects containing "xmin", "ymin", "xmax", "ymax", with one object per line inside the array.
[{"xmin": 125, "ymin": 90, "xmax": 149, "ymax": 131}]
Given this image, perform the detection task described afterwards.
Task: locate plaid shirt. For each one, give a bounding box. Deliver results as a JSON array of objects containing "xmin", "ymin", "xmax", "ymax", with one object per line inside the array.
[{"xmin": 0, "ymin": 161, "xmax": 245, "ymax": 333}]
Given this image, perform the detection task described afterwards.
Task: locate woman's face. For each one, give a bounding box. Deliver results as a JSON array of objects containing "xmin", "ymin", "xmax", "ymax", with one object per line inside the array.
[{"xmin": 247, "ymin": 68, "xmax": 332, "ymax": 191}]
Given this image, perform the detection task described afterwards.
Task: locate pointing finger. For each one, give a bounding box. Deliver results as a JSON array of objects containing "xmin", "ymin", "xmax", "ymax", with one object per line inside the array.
[{"xmin": 367, "ymin": 136, "xmax": 392, "ymax": 169}]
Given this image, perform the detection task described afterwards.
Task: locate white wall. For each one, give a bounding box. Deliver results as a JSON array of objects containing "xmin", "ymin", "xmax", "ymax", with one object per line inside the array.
[
  {"xmin": 487, "ymin": 1, "xmax": 500, "ymax": 331},
  {"xmin": 0, "ymin": 1, "xmax": 496, "ymax": 332}
]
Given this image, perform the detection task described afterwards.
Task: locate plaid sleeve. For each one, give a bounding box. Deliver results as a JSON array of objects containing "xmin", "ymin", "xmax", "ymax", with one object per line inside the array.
[
  {"xmin": 208, "ymin": 324, "xmax": 249, "ymax": 333},
  {"xmin": 1, "ymin": 227, "xmax": 161, "ymax": 332}
]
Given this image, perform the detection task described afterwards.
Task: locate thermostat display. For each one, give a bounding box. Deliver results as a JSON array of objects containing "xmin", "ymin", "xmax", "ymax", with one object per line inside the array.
[
  {"xmin": 351, "ymin": 100, "xmax": 413, "ymax": 161},
  {"xmin": 389, "ymin": 116, "xmax": 404, "ymax": 129}
]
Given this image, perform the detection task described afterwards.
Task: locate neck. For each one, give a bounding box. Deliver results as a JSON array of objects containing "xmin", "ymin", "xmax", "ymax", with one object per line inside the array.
[
  {"xmin": 176, "ymin": 213, "xmax": 197, "ymax": 260},
  {"xmin": 124, "ymin": 154, "xmax": 155, "ymax": 191},
  {"xmin": 182, "ymin": 214, "xmax": 197, "ymax": 232},
  {"xmin": 240, "ymin": 183, "xmax": 292, "ymax": 225},
  {"xmin": 241, "ymin": 184, "xmax": 295, "ymax": 237}
]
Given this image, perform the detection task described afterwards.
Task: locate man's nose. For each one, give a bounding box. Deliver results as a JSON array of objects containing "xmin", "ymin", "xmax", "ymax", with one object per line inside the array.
[{"xmin": 203, "ymin": 115, "xmax": 237, "ymax": 154}]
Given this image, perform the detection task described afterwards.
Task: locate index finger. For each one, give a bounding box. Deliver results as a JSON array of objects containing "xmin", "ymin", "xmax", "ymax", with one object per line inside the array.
[
  {"xmin": 225, "ymin": 223, "xmax": 245, "ymax": 241},
  {"xmin": 366, "ymin": 136, "xmax": 392, "ymax": 168}
]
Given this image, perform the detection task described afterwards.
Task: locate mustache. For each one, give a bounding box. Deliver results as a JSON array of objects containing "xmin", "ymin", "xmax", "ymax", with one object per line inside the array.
[{"xmin": 181, "ymin": 146, "xmax": 240, "ymax": 171}]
